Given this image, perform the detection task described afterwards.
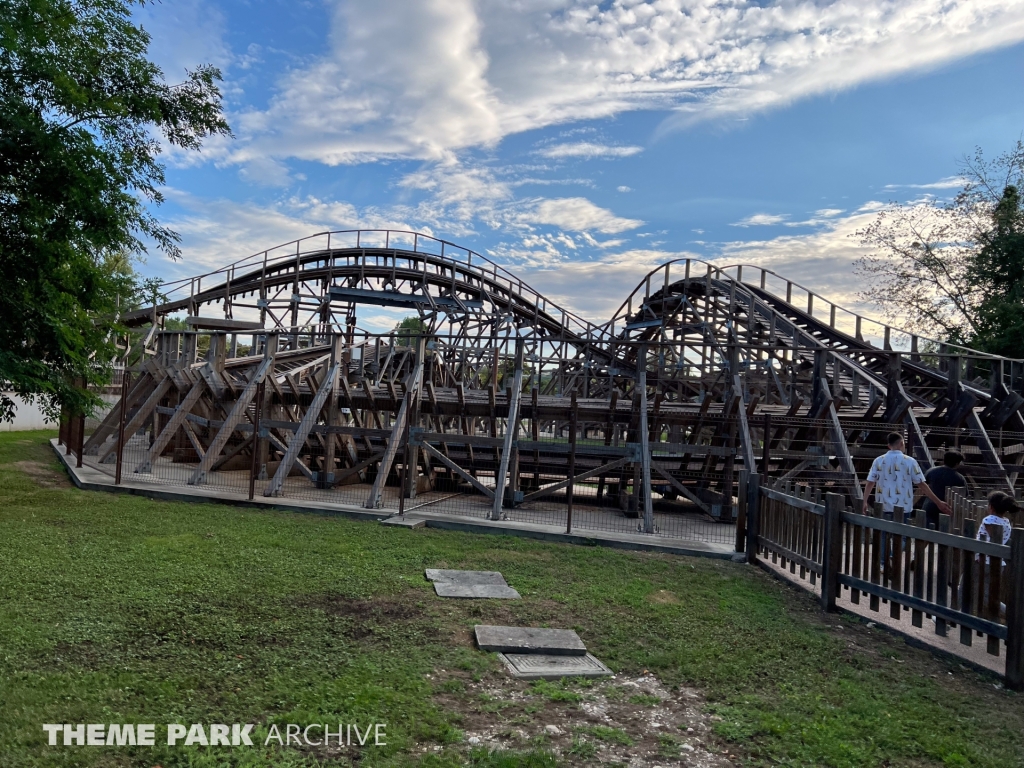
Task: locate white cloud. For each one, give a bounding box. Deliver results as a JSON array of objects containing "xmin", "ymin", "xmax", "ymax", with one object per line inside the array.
[
  {"xmin": 617, "ymin": 185, "xmax": 633, "ymax": 193},
  {"xmin": 883, "ymin": 176, "xmax": 967, "ymax": 190},
  {"xmin": 815, "ymin": 208, "xmax": 846, "ymax": 218},
  {"xmin": 535, "ymin": 142, "xmax": 644, "ymax": 159},
  {"xmin": 213, "ymin": 0, "xmax": 1024, "ymax": 168},
  {"xmin": 515, "ymin": 249, "xmax": 698, "ymax": 321},
  {"xmin": 718, "ymin": 209, "xmax": 881, "ymax": 316},
  {"xmin": 732, "ymin": 213, "xmax": 789, "ymax": 227},
  {"xmin": 514, "ymin": 197, "xmax": 644, "ymax": 234}
]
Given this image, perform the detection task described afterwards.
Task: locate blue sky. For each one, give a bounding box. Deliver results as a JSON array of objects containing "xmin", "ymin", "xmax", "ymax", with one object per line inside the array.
[{"xmin": 139, "ymin": 0, "xmax": 1024, "ymax": 329}]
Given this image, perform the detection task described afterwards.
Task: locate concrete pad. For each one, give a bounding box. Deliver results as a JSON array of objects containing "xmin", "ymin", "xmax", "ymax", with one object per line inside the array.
[
  {"xmin": 380, "ymin": 516, "xmax": 425, "ymax": 528},
  {"xmin": 434, "ymin": 583, "xmax": 521, "ymax": 599},
  {"xmin": 474, "ymin": 625, "xmax": 587, "ymax": 656},
  {"xmin": 424, "ymin": 569, "xmax": 507, "ymax": 585},
  {"xmin": 498, "ymin": 652, "xmax": 611, "ymax": 680}
]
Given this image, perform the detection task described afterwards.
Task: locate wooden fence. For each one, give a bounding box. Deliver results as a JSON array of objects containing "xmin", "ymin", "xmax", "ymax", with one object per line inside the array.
[{"xmin": 747, "ymin": 481, "xmax": 1024, "ymax": 689}]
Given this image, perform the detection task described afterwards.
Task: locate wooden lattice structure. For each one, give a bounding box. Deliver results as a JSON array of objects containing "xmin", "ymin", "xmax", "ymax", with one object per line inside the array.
[{"xmin": 80, "ymin": 230, "xmax": 1024, "ymax": 537}]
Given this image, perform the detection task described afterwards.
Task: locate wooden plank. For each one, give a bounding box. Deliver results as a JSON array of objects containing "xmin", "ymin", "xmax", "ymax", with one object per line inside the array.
[
  {"xmin": 651, "ymin": 461, "xmax": 714, "ymax": 516},
  {"xmin": 420, "ymin": 441, "xmax": 494, "ymax": 499},
  {"xmin": 189, "ymin": 357, "xmax": 274, "ymax": 485},
  {"xmin": 839, "ymin": 512, "xmax": 1010, "ymax": 558},
  {"xmin": 910, "ymin": 512, "xmax": 924, "ymax": 628},
  {"xmin": 84, "ymin": 372, "xmax": 153, "ymax": 454},
  {"xmin": 762, "ymin": 486, "xmax": 824, "ymax": 514},
  {"xmin": 99, "ymin": 376, "xmax": 174, "ymax": 463},
  {"xmin": 821, "ymin": 493, "xmax": 844, "ymax": 611},
  {"xmin": 133, "ymin": 379, "xmax": 206, "ymax": 472},
  {"xmin": 838, "ymin": 575, "xmax": 1007, "ymax": 639},
  {"xmin": 960, "ymin": 518, "xmax": 976, "ymax": 646},
  {"xmin": 491, "ymin": 343, "xmax": 524, "ymax": 520},
  {"xmin": 364, "ymin": 364, "xmax": 421, "ymax": 509},
  {"xmin": 1006, "ymin": 528, "xmax": 1024, "ymax": 690},
  {"xmin": 521, "ymin": 457, "xmax": 630, "ymax": 503},
  {"xmin": 935, "ymin": 514, "xmax": 951, "ymax": 637},
  {"xmin": 757, "ymin": 537, "xmax": 822, "ymax": 575},
  {"xmin": 264, "ymin": 362, "xmax": 340, "ymax": 497}
]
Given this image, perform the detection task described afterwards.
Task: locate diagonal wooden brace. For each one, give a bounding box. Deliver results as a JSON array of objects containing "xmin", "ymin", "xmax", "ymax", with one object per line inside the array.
[
  {"xmin": 99, "ymin": 376, "xmax": 174, "ymax": 464},
  {"xmin": 520, "ymin": 456, "xmax": 630, "ymax": 504},
  {"xmin": 190, "ymin": 357, "xmax": 275, "ymax": 485},
  {"xmin": 134, "ymin": 379, "xmax": 207, "ymax": 472},
  {"xmin": 420, "ymin": 441, "xmax": 495, "ymax": 499},
  {"xmin": 264, "ymin": 362, "xmax": 340, "ymax": 496}
]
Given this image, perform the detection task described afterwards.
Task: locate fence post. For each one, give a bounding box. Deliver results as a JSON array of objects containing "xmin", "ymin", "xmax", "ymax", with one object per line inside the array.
[
  {"xmin": 114, "ymin": 372, "xmax": 130, "ymax": 485},
  {"xmin": 565, "ymin": 392, "xmax": 577, "ymax": 534},
  {"xmin": 248, "ymin": 381, "xmax": 264, "ymax": 501},
  {"xmin": 64, "ymin": 406, "xmax": 72, "ymax": 456},
  {"xmin": 1006, "ymin": 527, "xmax": 1024, "ymax": 690},
  {"xmin": 75, "ymin": 411, "xmax": 85, "ymax": 468},
  {"xmin": 735, "ymin": 469, "xmax": 748, "ymax": 553},
  {"xmin": 821, "ymin": 493, "xmax": 844, "ymax": 612},
  {"xmin": 745, "ymin": 473, "xmax": 760, "ymax": 563}
]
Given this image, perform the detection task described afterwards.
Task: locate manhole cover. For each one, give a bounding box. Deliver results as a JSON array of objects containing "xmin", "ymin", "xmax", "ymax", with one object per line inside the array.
[{"xmin": 498, "ymin": 652, "xmax": 612, "ymax": 679}]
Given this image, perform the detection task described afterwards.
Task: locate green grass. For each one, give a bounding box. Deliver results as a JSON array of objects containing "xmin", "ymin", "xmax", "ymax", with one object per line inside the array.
[
  {"xmin": 1, "ymin": 430, "xmax": 1022, "ymax": 767},
  {"xmin": 574, "ymin": 726, "xmax": 632, "ymax": 746}
]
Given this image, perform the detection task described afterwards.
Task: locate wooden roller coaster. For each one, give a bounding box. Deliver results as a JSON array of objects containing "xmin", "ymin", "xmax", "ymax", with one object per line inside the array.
[{"xmin": 80, "ymin": 230, "xmax": 1024, "ymax": 539}]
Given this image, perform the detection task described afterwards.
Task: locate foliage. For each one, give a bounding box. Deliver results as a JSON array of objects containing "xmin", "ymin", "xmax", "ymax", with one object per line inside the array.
[
  {"xmin": 0, "ymin": 0, "xmax": 230, "ymax": 422},
  {"xmin": 394, "ymin": 315, "xmax": 430, "ymax": 347},
  {"xmin": 970, "ymin": 184, "xmax": 1024, "ymax": 357},
  {"xmin": 2, "ymin": 430, "xmax": 1023, "ymax": 767},
  {"xmin": 854, "ymin": 140, "xmax": 1024, "ymax": 355}
]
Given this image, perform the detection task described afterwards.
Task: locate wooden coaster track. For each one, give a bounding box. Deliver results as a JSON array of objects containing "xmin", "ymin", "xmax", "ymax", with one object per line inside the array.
[{"xmin": 86, "ymin": 230, "xmax": 1024, "ymax": 528}]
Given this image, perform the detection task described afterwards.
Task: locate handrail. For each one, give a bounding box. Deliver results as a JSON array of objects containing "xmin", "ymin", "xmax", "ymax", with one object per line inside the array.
[
  {"xmin": 604, "ymin": 257, "xmax": 1023, "ymax": 363},
  {"xmin": 146, "ymin": 229, "xmax": 1022, "ymax": 365}
]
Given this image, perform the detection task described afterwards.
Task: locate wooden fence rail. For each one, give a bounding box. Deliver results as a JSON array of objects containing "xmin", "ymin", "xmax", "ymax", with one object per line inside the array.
[{"xmin": 749, "ymin": 484, "xmax": 1024, "ymax": 689}]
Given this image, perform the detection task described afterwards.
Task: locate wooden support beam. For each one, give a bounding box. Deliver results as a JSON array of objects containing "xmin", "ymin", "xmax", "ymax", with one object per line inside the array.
[
  {"xmin": 189, "ymin": 357, "xmax": 275, "ymax": 485},
  {"xmin": 651, "ymin": 462, "xmax": 714, "ymax": 516},
  {"xmin": 521, "ymin": 456, "xmax": 630, "ymax": 503},
  {"xmin": 84, "ymin": 372, "xmax": 153, "ymax": 454},
  {"xmin": 364, "ymin": 362, "xmax": 421, "ymax": 509},
  {"xmin": 491, "ymin": 340, "xmax": 524, "ymax": 520},
  {"xmin": 133, "ymin": 378, "xmax": 206, "ymax": 472},
  {"xmin": 734, "ymin": 374, "xmax": 757, "ymax": 472},
  {"xmin": 638, "ymin": 346, "xmax": 655, "ymax": 533},
  {"xmin": 965, "ymin": 410, "xmax": 1013, "ymax": 494},
  {"xmin": 264, "ymin": 362, "xmax": 341, "ymax": 496},
  {"xmin": 420, "ymin": 441, "xmax": 494, "ymax": 499},
  {"xmin": 99, "ymin": 376, "xmax": 174, "ymax": 463}
]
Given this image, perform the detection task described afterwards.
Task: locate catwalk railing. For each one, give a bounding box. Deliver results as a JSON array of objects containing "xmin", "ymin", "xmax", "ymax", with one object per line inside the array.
[{"xmin": 747, "ymin": 483, "xmax": 1024, "ymax": 688}]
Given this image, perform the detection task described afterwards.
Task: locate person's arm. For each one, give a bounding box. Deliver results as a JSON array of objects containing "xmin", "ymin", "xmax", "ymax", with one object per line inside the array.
[
  {"xmin": 916, "ymin": 481, "xmax": 950, "ymax": 514},
  {"xmin": 862, "ymin": 480, "xmax": 875, "ymax": 514}
]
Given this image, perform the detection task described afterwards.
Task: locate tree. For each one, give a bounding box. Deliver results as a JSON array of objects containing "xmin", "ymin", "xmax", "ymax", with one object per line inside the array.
[
  {"xmin": 0, "ymin": 0, "xmax": 230, "ymax": 422},
  {"xmin": 393, "ymin": 316, "xmax": 430, "ymax": 346},
  {"xmin": 853, "ymin": 140, "xmax": 1024, "ymax": 354},
  {"xmin": 970, "ymin": 184, "xmax": 1024, "ymax": 357}
]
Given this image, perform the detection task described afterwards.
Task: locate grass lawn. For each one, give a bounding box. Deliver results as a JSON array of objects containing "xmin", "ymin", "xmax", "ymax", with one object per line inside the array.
[{"xmin": 0, "ymin": 430, "xmax": 1021, "ymax": 767}]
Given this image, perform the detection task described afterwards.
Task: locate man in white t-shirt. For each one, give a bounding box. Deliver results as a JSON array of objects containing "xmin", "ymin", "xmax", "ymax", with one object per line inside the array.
[{"xmin": 862, "ymin": 432, "xmax": 950, "ymax": 518}]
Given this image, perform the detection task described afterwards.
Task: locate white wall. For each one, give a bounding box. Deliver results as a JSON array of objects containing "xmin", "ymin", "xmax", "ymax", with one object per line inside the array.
[
  {"xmin": 1, "ymin": 393, "xmax": 118, "ymax": 431},
  {"xmin": 1, "ymin": 393, "xmax": 57, "ymax": 431}
]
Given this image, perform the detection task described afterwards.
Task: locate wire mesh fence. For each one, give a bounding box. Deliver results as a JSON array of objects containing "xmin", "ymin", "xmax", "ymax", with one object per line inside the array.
[{"xmin": 60, "ymin": 326, "xmax": 1024, "ymax": 551}]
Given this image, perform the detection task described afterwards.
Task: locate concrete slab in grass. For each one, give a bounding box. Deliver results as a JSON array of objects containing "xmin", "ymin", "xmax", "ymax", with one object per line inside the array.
[
  {"xmin": 380, "ymin": 516, "xmax": 425, "ymax": 528},
  {"xmin": 425, "ymin": 569, "xmax": 507, "ymax": 586},
  {"xmin": 474, "ymin": 625, "xmax": 587, "ymax": 656},
  {"xmin": 498, "ymin": 652, "xmax": 611, "ymax": 680},
  {"xmin": 433, "ymin": 583, "xmax": 521, "ymax": 599}
]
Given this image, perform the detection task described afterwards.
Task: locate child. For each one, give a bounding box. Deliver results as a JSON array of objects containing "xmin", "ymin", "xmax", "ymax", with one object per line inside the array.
[
  {"xmin": 975, "ymin": 491, "xmax": 1019, "ymax": 618},
  {"xmin": 977, "ymin": 491, "xmax": 1019, "ymax": 551}
]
